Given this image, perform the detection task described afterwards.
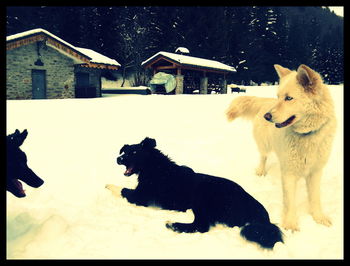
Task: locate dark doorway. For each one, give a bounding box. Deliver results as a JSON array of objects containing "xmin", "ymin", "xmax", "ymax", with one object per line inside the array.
[
  {"xmin": 76, "ymin": 72, "xmax": 89, "ymax": 88},
  {"xmin": 32, "ymin": 69, "xmax": 46, "ymax": 99},
  {"xmin": 75, "ymin": 72, "xmax": 96, "ymax": 98}
]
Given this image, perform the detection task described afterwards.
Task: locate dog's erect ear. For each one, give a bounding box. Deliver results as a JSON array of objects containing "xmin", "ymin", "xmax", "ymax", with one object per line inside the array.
[
  {"xmin": 296, "ymin": 64, "xmax": 320, "ymax": 94},
  {"xmin": 18, "ymin": 129, "xmax": 28, "ymax": 146},
  {"xmin": 21, "ymin": 129, "xmax": 28, "ymax": 138},
  {"xmin": 120, "ymin": 144, "xmax": 129, "ymax": 154},
  {"xmin": 274, "ymin": 64, "xmax": 292, "ymax": 79},
  {"xmin": 141, "ymin": 137, "xmax": 156, "ymax": 149},
  {"xmin": 9, "ymin": 129, "xmax": 28, "ymax": 146}
]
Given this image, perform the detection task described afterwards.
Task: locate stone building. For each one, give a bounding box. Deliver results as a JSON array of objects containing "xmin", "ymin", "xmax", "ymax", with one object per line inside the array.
[{"xmin": 6, "ymin": 28, "xmax": 120, "ymax": 99}]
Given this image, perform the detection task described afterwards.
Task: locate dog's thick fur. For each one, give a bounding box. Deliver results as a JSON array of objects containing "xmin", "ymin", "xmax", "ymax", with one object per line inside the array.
[
  {"xmin": 7, "ymin": 129, "xmax": 44, "ymax": 198},
  {"xmin": 226, "ymin": 64, "xmax": 336, "ymax": 231},
  {"xmin": 112, "ymin": 137, "xmax": 283, "ymax": 249}
]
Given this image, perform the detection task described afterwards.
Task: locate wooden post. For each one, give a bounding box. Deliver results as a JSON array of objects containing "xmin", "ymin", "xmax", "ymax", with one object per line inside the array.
[
  {"xmin": 221, "ymin": 74, "xmax": 227, "ymax": 94},
  {"xmin": 175, "ymin": 74, "xmax": 184, "ymax": 94},
  {"xmin": 200, "ymin": 71, "xmax": 208, "ymax": 94},
  {"xmin": 177, "ymin": 67, "xmax": 182, "ymax": 76}
]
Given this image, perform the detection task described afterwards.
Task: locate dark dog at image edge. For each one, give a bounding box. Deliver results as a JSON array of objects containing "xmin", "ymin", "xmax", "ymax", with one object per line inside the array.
[
  {"xmin": 7, "ymin": 129, "xmax": 44, "ymax": 198},
  {"xmin": 113, "ymin": 137, "xmax": 283, "ymax": 249}
]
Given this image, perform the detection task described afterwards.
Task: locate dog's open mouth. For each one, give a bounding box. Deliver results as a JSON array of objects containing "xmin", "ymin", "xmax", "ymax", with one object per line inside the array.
[
  {"xmin": 275, "ymin": 115, "xmax": 296, "ymax": 128},
  {"xmin": 124, "ymin": 165, "xmax": 136, "ymax": 176},
  {"xmin": 10, "ymin": 179, "xmax": 26, "ymax": 197}
]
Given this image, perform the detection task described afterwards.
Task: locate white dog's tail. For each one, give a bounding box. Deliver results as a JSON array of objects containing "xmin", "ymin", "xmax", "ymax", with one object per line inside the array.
[{"xmin": 226, "ymin": 96, "xmax": 271, "ymax": 121}]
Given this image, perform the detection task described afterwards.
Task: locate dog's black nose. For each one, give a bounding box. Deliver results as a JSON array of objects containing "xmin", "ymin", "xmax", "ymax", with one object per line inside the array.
[
  {"xmin": 117, "ymin": 156, "xmax": 123, "ymax": 165},
  {"xmin": 264, "ymin": 112, "xmax": 272, "ymax": 121}
]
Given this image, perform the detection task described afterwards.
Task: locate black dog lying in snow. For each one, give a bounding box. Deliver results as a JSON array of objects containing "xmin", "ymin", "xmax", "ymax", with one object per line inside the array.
[
  {"xmin": 115, "ymin": 137, "xmax": 283, "ymax": 249},
  {"xmin": 7, "ymin": 129, "xmax": 44, "ymax": 197}
]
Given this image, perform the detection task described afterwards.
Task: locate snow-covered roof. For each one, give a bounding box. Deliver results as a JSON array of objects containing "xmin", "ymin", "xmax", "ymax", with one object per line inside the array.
[
  {"xmin": 7, "ymin": 28, "xmax": 78, "ymax": 52},
  {"xmin": 7, "ymin": 28, "xmax": 120, "ymax": 68},
  {"xmin": 75, "ymin": 47, "xmax": 121, "ymax": 67},
  {"xmin": 142, "ymin": 51, "xmax": 236, "ymax": 73}
]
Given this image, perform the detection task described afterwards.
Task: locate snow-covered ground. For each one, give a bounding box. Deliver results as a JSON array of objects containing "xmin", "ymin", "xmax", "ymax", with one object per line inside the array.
[{"xmin": 6, "ymin": 85, "xmax": 343, "ymax": 259}]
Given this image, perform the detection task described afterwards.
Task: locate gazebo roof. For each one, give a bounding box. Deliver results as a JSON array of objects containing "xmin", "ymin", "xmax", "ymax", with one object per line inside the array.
[{"xmin": 142, "ymin": 51, "xmax": 236, "ymax": 74}]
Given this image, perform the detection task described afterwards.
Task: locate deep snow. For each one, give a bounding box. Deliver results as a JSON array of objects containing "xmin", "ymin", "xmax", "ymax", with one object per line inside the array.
[{"xmin": 6, "ymin": 85, "xmax": 343, "ymax": 259}]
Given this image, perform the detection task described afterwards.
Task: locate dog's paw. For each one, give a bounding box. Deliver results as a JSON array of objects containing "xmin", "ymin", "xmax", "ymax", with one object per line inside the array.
[
  {"xmin": 166, "ymin": 221, "xmax": 208, "ymax": 233},
  {"xmin": 166, "ymin": 221, "xmax": 177, "ymax": 231},
  {"xmin": 282, "ymin": 218, "xmax": 300, "ymax": 232},
  {"xmin": 105, "ymin": 184, "xmax": 116, "ymax": 190},
  {"xmin": 312, "ymin": 213, "xmax": 332, "ymax": 227},
  {"xmin": 105, "ymin": 184, "xmax": 122, "ymax": 197},
  {"xmin": 255, "ymin": 166, "xmax": 267, "ymax": 176},
  {"xmin": 166, "ymin": 222, "xmax": 189, "ymax": 233}
]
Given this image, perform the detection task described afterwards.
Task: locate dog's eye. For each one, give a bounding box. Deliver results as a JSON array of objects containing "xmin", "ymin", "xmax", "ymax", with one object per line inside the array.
[{"xmin": 285, "ymin": 96, "xmax": 293, "ymax": 101}]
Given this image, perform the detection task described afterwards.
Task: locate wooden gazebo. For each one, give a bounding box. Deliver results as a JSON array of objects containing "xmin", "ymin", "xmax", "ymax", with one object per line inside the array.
[{"xmin": 141, "ymin": 51, "xmax": 236, "ymax": 94}]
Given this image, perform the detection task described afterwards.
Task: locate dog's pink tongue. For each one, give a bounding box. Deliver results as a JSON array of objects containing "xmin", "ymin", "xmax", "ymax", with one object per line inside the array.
[{"xmin": 124, "ymin": 167, "xmax": 134, "ymax": 176}]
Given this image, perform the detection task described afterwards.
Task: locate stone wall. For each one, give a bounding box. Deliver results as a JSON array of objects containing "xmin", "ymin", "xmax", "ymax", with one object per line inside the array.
[{"xmin": 6, "ymin": 42, "xmax": 75, "ymax": 99}]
